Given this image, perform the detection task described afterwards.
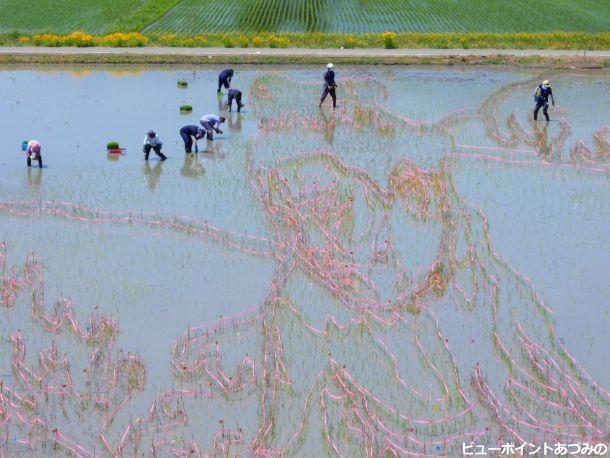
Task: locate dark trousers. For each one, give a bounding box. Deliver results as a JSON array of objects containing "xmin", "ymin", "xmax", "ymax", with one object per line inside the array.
[
  {"xmin": 534, "ymin": 101, "xmax": 549, "ymax": 121},
  {"xmin": 200, "ymin": 122, "xmax": 215, "ymax": 140},
  {"xmin": 218, "ymin": 77, "xmax": 230, "ymax": 92},
  {"xmin": 180, "ymin": 129, "xmax": 194, "ymax": 152},
  {"xmin": 228, "ymin": 92, "xmax": 243, "ymax": 112},
  {"xmin": 27, "ymin": 154, "xmax": 42, "ymax": 168},
  {"xmin": 143, "ymin": 144, "xmax": 167, "ymax": 160},
  {"xmin": 320, "ymin": 85, "xmax": 337, "ymax": 107}
]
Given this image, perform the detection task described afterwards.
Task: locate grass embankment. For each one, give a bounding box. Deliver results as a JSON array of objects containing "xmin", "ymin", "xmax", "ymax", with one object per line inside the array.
[
  {"xmin": 2, "ymin": 32, "xmax": 609, "ymax": 50},
  {"xmin": 1, "ymin": 53, "xmax": 608, "ymax": 69}
]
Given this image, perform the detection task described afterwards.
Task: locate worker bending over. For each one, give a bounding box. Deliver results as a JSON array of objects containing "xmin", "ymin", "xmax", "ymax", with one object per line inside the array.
[
  {"xmin": 143, "ymin": 130, "xmax": 167, "ymax": 160},
  {"xmin": 179, "ymin": 125, "xmax": 205, "ymax": 153},
  {"xmin": 227, "ymin": 89, "xmax": 244, "ymax": 112},
  {"xmin": 24, "ymin": 140, "xmax": 42, "ymax": 168},
  {"xmin": 200, "ymin": 114, "xmax": 226, "ymax": 141}
]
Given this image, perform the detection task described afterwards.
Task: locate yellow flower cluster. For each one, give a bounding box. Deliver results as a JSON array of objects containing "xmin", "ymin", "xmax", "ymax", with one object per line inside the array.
[
  {"xmin": 381, "ymin": 31, "xmax": 398, "ymax": 49},
  {"xmin": 268, "ymin": 35, "xmax": 290, "ymax": 48},
  {"xmin": 97, "ymin": 33, "xmax": 147, "ymax": 47},
  {"xmin": 7, "ymin": 31, "xmax": 609, "ymax": 51},
  {"xmin": 27, "ymin": 31, "xmax": 144, "ymax": 47}
]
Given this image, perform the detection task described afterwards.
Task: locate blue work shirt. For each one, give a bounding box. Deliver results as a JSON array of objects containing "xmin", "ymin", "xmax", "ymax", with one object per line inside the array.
[
  {"xmin": 535, "ymin": 84, "xmax": 553, "ymax": 102},
  {"xmin": 200, "ymin": 114, "xmax": 222, "ymax": 128}
]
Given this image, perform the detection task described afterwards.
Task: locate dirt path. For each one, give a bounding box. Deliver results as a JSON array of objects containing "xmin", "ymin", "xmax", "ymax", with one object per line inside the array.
[{"xmin": 1, "ymin": 46, "xmax": 608, "ymax": 58}]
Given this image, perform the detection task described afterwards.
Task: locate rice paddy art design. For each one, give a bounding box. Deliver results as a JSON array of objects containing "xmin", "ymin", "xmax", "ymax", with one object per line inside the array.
[{"xmin": 0, "ymin": 70, "xmax": 608, "ymax": 456}]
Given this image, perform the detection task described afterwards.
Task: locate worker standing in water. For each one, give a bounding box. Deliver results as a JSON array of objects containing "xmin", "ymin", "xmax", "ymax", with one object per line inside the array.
[
  {"xmin": 143, "ymin": 130, "xmax": 167, "ymax": 161},
  {"xmin": 217, "ymin": 69, "xmax": 234, "ymax": 94},
  {"xmin": 227, "ymin": 88, "xmax": 244, "ymax": 112},
  {"xmin": 533, "ymin": 80, "xmax": 555, "ymax": 121},
  {"xmin": 200, "ymin": 114, "xmax": 226, "ymax": 141},
  {"xmin": 23, "ymin": 140, "xmax": 43, "ymax": 168},
  {"xmin": 319, "ymin": 63, "xmax": 337, "ymax": 109},
  {"xmin": 179, "ymin": 125, "xmax": 206, "ymax": 153}
]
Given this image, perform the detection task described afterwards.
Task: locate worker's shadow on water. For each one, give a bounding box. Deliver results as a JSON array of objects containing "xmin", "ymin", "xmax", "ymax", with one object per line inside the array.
[
  {"xmin": 218, "ymin": 96, "xmax": 229, "ymax": 114},
  {"xmin": 532, "ymin": 121, "xmax": 552, "ymax": 161},
  {"xmin": 143, "ymin": 160, "xmax": 164, "ymax": 191},
  {"xmin": 319, "ymin": 108, "xmax": 337, "ymax": 146},
  {"xmin": 180, "ymin": 153, "xmax": 206, "ymax": 179},
  {"xmin": 200, "ymin": 140, "xmax": 225, "ymax": 159},
  {"xmin": 26, "ymin": 166, "xmax": 43, "ymax": 192},
  {"xmin": 227, "ymin": 112, "xmax": 242, "ymax": 134}
]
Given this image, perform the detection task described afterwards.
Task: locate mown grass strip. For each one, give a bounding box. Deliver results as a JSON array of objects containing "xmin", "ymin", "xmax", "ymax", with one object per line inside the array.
[{"xmin": 0, "ymin": 52, "xmax": 608, "ymax": 69}]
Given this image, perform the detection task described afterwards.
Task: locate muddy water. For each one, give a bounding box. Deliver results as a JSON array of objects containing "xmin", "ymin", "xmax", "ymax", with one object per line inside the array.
[{"xmin": 0, "ymin": 65, "xmax": 608, "ymax": 456}]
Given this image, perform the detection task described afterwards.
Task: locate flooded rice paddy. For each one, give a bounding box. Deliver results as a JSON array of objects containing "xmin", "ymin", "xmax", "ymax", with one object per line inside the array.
[{"xmin": 0, "ymin": 65, "xmax": 608, "ymax": 456}]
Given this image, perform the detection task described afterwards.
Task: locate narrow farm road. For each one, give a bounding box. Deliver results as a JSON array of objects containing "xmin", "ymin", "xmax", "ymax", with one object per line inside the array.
[{"xmin": 1, "ymin": 46, "xmax": 608, "ymax": 58}]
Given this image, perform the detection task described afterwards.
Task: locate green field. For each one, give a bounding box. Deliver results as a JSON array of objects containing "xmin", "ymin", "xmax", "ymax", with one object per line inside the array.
[
  {"xmin": 0, "ymin": 0, "xmax": 178, "ymax": 34},
  {"xmin": 144, "ymin": 0, "xmax": 610, "ymax": 33},
  {"xmin": 0, "ymin": 0, "xmax": 609, "ymax": 34},
  {"xmin": 141, "ymin": 0, "xmax": 610, "ymax": 34}
]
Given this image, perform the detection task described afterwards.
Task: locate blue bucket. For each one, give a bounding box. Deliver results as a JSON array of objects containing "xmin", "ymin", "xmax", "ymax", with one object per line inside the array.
[{"xmin": 21, "ymin": 141, "xmax": 28, "ymax": 152}]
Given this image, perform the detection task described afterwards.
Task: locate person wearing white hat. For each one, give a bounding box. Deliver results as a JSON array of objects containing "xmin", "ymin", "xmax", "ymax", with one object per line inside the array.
[
  {"xmin": 319, "ymin": 63, "xmax": 338, "ymax": 109},
  {"xmin": 533, "ymin": 79, "xmax": 554, "ymax": 121}
]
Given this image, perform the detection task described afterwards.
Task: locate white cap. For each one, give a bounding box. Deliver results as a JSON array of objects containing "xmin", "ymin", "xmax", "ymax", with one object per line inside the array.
[
  {"xmin": 542, "ymin": 80, "xmax": 550, "ymax": 85},
  {"xmin": 327, "ymin": 63, "xmax": 334, "ymax": 69}
]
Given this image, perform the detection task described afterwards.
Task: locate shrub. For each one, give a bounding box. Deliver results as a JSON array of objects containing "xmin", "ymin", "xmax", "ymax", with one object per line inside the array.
[
  {"xmin": 382, "ymin": 31, "xmax": 398, "ymax": 49},
  {"xmin": 32, "ymin": 34, "xmax": 62, "ymax": 47},
  {"xmin": 180, "ymin": 105, "xmax": 193, "ymax": 112},
  {"xmin": 65, "ymin": 31, "xmax": 95, "ymax": 47},
  {"xmin": 342, "ymin": 35, "xmax": 363, "ymax": 49},
  {"xmin": 106, "ymin": 141, "xmax": 120, "ymax": 150},
  {"xmin": 222, "ymin": 34, "xmax": 234, "ymax": 48},
  {"xmin": 192, "ymin": 35, "xmax": 209, "ymax": 47},
  {"xmin": 98, "ymin": 32, "xmax": 147, "ymax": 47},
  {"xmin": 157, "ymin": 33, "xmax": 178, "ymax": 46},
  {"xmin": 236, "ymin": 34, "xmax": 249, "ymax": 48},
  {"xmin": 269, "ymin": 35, "xmax": 289, "ymax": 48},
  {"xmin": 252, "ymin": 36, "xmax": 265, "ymax": 48},
  {"xmin": 177, "ymin": 80, "xmax": 188, "ymax": 88}
]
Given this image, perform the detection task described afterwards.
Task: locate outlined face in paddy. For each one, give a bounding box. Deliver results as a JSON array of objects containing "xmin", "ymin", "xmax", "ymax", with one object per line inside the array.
[{"xmin": 233, "ymin": 73, "xmax": 610, "ymax": 455}]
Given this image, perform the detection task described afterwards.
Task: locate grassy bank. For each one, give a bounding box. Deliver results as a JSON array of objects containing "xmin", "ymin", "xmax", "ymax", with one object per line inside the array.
[
  {"xmin": 2, "ymin": 31, "xmax": 610, "ymax": 50},
  {"xmin": 0, "ymin": 52, "xmax": 607, "ymax": 69}
]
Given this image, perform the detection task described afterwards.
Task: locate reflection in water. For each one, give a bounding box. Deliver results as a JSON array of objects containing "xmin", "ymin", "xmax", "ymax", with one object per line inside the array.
[
  {"xmin": 180, "ymin": 153, "xmax": 205, "ymax": 178},
  {"xmin": 106, "ymin": 152, "xmax": 125, "ymax": 162},
  {"xmin": 201, "ymin": 140, "xmax": 224, "ymax": 158},
  {"xmin": 26, "ymin": 166, "xmax": 42, "ymax": 192},
  {"xmin": 106, "ymin": 69, "xmax": 144, "ymax": 79},
  {"xmin": 227, "ymin": 112, "xmax": 242, "ymax": 133},
  {"xmin": 143, "ymin": 160, "xmax": 164, "ymax": 191},
  {"xmin": 534, "ymin": 122, "xmax": 551, "ymax": 159},
  {"xmin": 67, "ymin": 69, "xmax": 93, "ymax": 79},
  {"xmin": 218, "ymin": 93, "xmax": 228, "ymax": 113},
  {"xmin": 319, "ymin": 108, "xmax": 336, "ymax": 145}
]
